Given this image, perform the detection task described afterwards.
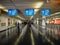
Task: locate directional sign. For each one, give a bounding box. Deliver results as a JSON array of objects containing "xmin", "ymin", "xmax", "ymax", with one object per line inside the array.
[
  {"xmin": 41, "ymin": 9, "xmax": 50, "ymax": 16},
  {"xmin": 8, "ymin": 9, "xmax": 18, "ymax": 16},
  {"xmin": 25, "ymin": 9, "xmax": 34, "ymax": 16}
]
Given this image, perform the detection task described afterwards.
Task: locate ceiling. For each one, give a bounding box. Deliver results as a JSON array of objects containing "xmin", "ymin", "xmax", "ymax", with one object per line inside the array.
[{"xmin": 0, "ymin": 0, "xmax": 60, "ymax": 20}]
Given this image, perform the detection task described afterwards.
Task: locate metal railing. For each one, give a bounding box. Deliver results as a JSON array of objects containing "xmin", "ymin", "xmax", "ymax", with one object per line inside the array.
[{"xmin": 0, "ymin": 25, "xmax": 17, "ymax": 40}]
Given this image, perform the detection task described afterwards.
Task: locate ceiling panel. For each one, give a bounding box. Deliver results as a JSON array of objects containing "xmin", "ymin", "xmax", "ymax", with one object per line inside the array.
[
  {"xmin": 12, "ymin": 0, "xmax": 45, "ymax": 2},
  {"xmin": 0, "ymin": 0, "xmax": 15, "ymax": 9}
]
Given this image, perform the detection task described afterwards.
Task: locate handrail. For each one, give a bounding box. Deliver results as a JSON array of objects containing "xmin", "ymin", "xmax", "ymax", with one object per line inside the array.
[{"xmin": 0, "ymin": 25, "xmax": 16, "ymax": 33}]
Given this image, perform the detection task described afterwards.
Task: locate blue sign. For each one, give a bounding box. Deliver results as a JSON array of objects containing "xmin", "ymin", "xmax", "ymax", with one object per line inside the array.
[
  {"xmin": 25, "ymin": 9, "xmax": 34, "ymax": 16},
  {"xmin": 8, "ymin": 9, "xmax": 18, "ymax": 16},
  {"xmin": 41, "ymin": 9, "xmax": 50, "ymax": 16}
]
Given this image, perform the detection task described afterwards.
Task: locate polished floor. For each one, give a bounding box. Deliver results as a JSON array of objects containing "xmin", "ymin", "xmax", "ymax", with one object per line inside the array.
[{"xmin": 0, "ymin": 24, "xmax": 60, "ymax": 45}]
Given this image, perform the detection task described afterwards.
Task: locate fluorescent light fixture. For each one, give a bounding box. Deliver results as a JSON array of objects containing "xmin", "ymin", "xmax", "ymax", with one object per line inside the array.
[
  {"xmin": 30, "ymin": 2, "xmax": 44, "ymax": 20},
  {"xmin": 0, "ymin": 5, "xmax": 25, "ymax": 20},
  {"xmin": 34, "ymin": 9, "xmax": 39, "ymax": 14},
  {"xmin": 50, "ymin": 12, "xmax": 60, "ymax": 16},
  {"xmin": 34, "ymin": 9, "xmax": 38, "ymax": 12},
  {"xmin": 4, "ymin": 9, "xmax": 8, "ymax": 12},
  {"xmin": 0, "ymin": 4, "xmax": 8, "ymax": 12},
  {"xmin": 56, "ymin": 18, "xmax": 60, "ymax": 19},
  {"xmin": 35, "ymin": 2, "xmax": 44, "ymax": 8},
  {"xmin": 0, "ymin": 4, "xmax": 5, "ymax": 9},
  {"xmin": 17, "ymin": 15, "xmax": 25, "ymax": 20},
  {"xmin": 34, "ymin": 2, "xmax": 44, "ymax": 14},
  {"xmin": 46, "ymin": 12, "xmax": 60, "ymax": 18},
  {"xmin": 30, "ymin": 16, "xmax": 33, "ymax": 20},
  {"xmin": 34, "ymin": 9, "xmax": 39, "ymax": 12}
]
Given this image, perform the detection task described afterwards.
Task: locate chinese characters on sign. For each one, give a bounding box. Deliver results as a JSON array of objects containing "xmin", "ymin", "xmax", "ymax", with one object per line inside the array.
[
  {"xmin": 25, "ymin": 9, "xmax": 34, "ymax": 16},
  {"xmin": 8, "ymin": 9, "xmax": 18, "ymax": 16},
  {"xmin": 41, "ymin": 9, "xmax": 50, "ymax": 16}
]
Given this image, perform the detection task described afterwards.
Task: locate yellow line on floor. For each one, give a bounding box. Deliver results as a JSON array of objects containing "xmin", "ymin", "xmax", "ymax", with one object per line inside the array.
[
  {"xmin": 30, "ymin": 30, "xmax": 35, "ymax": 45},
  {"xmin": 52, "ymin": 34, "xmax": 59, "ymax": 40},
  {"xmin": 47, "ymin": 28, "xmax": 59, "ymax": 40},
  {"xmin": 14, "ymin": 32, "xmax": 23, "ymax": 45},
  {"xmin": 39, "ymin": 31, "xmax": 55, "ymax": 45}
]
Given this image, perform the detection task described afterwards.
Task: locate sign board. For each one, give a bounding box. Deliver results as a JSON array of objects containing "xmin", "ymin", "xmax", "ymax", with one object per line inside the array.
[
  {"xmin": 8, "ymin": 9, "xmax": 18, "ymax": 16},
  {"xmin": 41, "ymin": 9, "xmax": 50, "ymax": 16},
  {"xmin": 25, "ymin": 9, "xmax": 34, "ymax": 16}
]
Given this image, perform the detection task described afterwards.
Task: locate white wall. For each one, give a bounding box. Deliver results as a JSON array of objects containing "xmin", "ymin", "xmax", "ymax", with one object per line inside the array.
[{"xmin": 0, "ymin": 16, "xmax": 8, "ymax": 27}]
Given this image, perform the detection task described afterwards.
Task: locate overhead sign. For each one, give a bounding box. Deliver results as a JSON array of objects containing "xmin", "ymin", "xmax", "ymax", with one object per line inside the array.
[
  {"xmin": 41, "ymin": 9, "xmax": 50, "ymax": 16},
  {"xmin": 25, "ymin": 9, "xmax": 34, "ymax": 16},
  {"xmin": 8, "ymin": 9, "xmax": 18, "ymax": 16}
]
